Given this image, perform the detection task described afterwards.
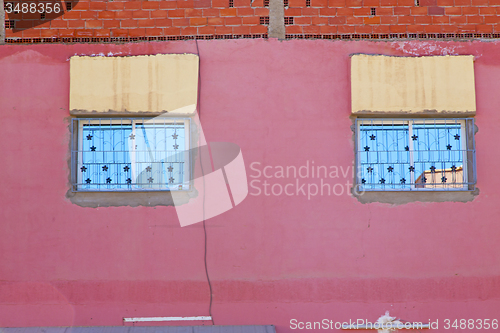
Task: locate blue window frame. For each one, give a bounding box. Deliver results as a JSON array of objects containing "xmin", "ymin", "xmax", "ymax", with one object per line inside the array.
[
  {"xmin": 71, "ymin": 117, "xmax": 190, "ymax": 191},
  {"xmin": 356, "ymin": 118, "xmax": 476, "ymax": 191}
]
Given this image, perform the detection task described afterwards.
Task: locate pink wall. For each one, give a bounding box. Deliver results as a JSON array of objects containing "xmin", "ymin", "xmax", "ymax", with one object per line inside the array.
[{"xmin": 1, "ymin": 39, "xmax": 500, "ymax": 331}]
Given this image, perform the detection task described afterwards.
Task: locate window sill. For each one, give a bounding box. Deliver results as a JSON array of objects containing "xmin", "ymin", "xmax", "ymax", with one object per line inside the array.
[{"xmin": 352, "ymin": 188, "xmax": 479, "ymax": 205}]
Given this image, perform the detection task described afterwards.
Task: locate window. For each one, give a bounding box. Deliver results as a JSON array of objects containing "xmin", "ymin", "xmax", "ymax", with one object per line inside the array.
[
  {"xmin": 71, "ymin": 117, "xmax": 190, "ymax": 191},
  {"xmin": 356, "ymin": 118, "xmax": 476, "ymax": 191}
]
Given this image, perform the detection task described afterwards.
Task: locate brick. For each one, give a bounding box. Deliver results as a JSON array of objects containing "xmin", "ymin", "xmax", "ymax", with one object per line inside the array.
[
  {"xmin": 123, "ymin": 1, "xmax": 141, "ymax": 10},
  {"xmin": 390, "ymin": 24, "xmax": 407, "ymax": 32},
  {"xmin": 454, "ymin": 0, "xmax": 470, "ymax": 5},
  {"xmin": 303, "ymin": 25, "xmax": 321, "ymax": 33},
  {"xmin": 190, "ymin": 17, "xmax": 207, "ymax": 25},
  {"xmin": 168, "ymin": 9, "xmax": 186, "ymax": 17},
  {"xmin": 432, "ymin": 15, "xmax": 449, "ymax": 23},
  {"xmin": 485, "ymin": 15, "xmax": 500, "ymax": 23},
  {"xmin": 355, "ymin": 25, "xmax": 373, "ymax": 33},
  {"xmin": 242, "ymin": 16, "xmax": 260, "ymax": 24},
  {"xmin": 68, "ymin": 20, "xmax": 85, "ymax": 28},
  {"xmin": 181, "ymin": 27, "xmax": 197, "ymax": 35},
  {"xmin": 171, "ymin": 18, "xmax": 190, "ymax": 26},
  {"xmin": 98, "ymin": 11, "xmax": 115, "ymax": 19},
  {"xmin": 142, "ymin": 1, "xmax": 161, "ymax": 9},
  {"xmin": 441, "ymin": 25, "xmax": 458, "ymax": 32},
  {"xmin": 194, "ymin": 0, "xmax": 212, "ymax": 8},
  {"xmin": 250, "ymin": 25, "xmax": 268, "ymax": 33},
  {"xmin": 377, "ymin": 7, "xmax": 394, "ymax": 15},
  {"xmin": 254, "ymin": 7, "xmax": 270, "ymax": 15},
  {"xmin": 445, "ymin": 7, "xmax": 461, "ymax": 15},
  {"xmin": 40, "ymin": 29, "xmax": 58, "ymax": 37},
  {"xmin": 75, "ymin": 29, "xmax": 94, "ymax": 37},
  {"xmin": 364, "ymin": 16, "xmax": 381, "ymax": 23},
  {"xmin": 302, "ymin": 7, "xmax": 320, "ymax": 14},
  {"xmin": 411, "ymin": 7, "xmax": 428, "ymax": 15},
  {"xmin": 286, "ymin": 25, "xmax": 303, "ymax": 33},
  {"xmin": 238, "ymin": 8, "xmax": 255, "ymax": 16},
  {"xmin": 186, "ymin": 8, "xmax": 203, "ymax": 16},
  {"xmin": 457, "ymin": 25, "xmax": 476, "ymax": 32},
  {"xmin": 381, "ymin": 16, "xmax": 398, "ymax": 23},
  {"xmin": 121, "ymin": 19, "xmax": 138, "ymax": 28},
  {"xmin": 311, "ymin": 0, "xmax": 328, "ymax": 6},
  {"xmin": 85, "ymin": 20, "xmax": 102, "ymax": 28},
  {"xmin": 51, "ymin": 20, "xmax": 68, "ymax": 28},
  {"xmin": 220, "ymin": 8, "xmax": 238, "ymax": 15},
  {"xmin": 89, "ymin": 2, "xmax": 106, "ymax": 10},
  {"xmin": 353, "ymin": 7, "xmax": 371, "ymax": 15},
  {"xmin": 329, "ymin": 16, "xmax": 346, "ymax": 23},
  {"xmin": 234, "ymin": 0, "xmax": 251, "ymax": 6},
  {"xmin": 203, "ymin": 8, "xmax": 220, "ymax": 16},
  {"xmin": 337, "ymin": 7, "xmax": 353, "ymax": 14},
  {"xmin": 320, "ymin": 7, "xmax": 337, "ymax": 15},
  {"xmin": 208, "ymin": 17, "xmax": 225, "ymax": 24},
  {"xmin": 320, "ymin": 25, "xmax": 338, "ymax": 33},
  {"xmin": 467, "ymin": 15, "xmax": 484, "ymax": 23},
  {"xmin": 93, "ymin": 29, "xmax": 111, "ymax": 37},
  {"xmin": 427, "ymin": 6, "xmax": 445, "ymax": 15},
  {"xmin": 57, "ymin": 29, "xmax": 75, "ymax": 37},
  {"xmin": 72, "ymin": 1, "xmax": 89, "ymax": 11},
  {"xmin": 471, "ymin": 0, "xmax": 488, "ymax": 4},
  {"xmin": 436, "ymin": 0, "xmax": 453, "ymax": 4},
  {"xmin": 420, "ymin": 0, "xmax": 436, "ymax": 5},
  {"xmin": 462, "ymin": 7, "xmax": 479, "ymax": 15},
  {"xmin": 398, "ymin": 15, "xmax": 414, "ymax": 23},
  {"xmin": 103, "ymin": 20, "xmax": 120, "ymax": 28},
  {"xmin": 424, "ymin": 25, "xmax": 442, "ymax": 32},
  {"xmin": 312, "ymin": 16, "xmax": 328, "ymax": 24},
  {"xmin": 479, "ymin": 7, "xmax": 496, "ymax": 15},
  {"xmin": 345, "ymin": 0, "xmax": 362, "ymax": 6},
  {"xmin": 115, "ymin": 11, "xmax": 133, "ymax": 19},
  {"xmin": 372, "ymin": 24, "xmax": 390, "ymax": 32},
  {"xmin": 151, "ymin": 10, "xmax": 169, "ymax": 18},
  {"xmin": 337, "ymin": 25, "xmax": 355, "ymax": 33},
  {"xmin": 164, "ymin": 27, "xmax": 182, "ymax": 35},
  {"xmin": 346, "ymin": 16, "xmax": 364, "ymax": 23},
  {"xmin": 22, "ymin": 30, "xmax": 41, "ymax": 37},
  {"xmin": 128, "ymin": 28, "xmax": 147, "ymax": 36},
  {"xmin": 415, "ymin": 15, "xmax": 432, "ymax": 23},
  {"xmin": 477, "ymin": 24, "xmax": 493, "ymax": 32},
  {"xmin": 397, "ymin": 0, "xmax": 413, "ymax": 5},
  {"xmin": 81, "ymin": 11, "xmax": 98, "ymax": 19},
  {"xmin": 198, "ymin": 25, "xmax": 216, "ymax": 34},
  {"xmin": 138, "ymin": 19, "xmax": 156, "ymax": 27},
  {"xmin": 380, "ymin": 0, "xmax": 397, "ymax": 5},
  {"xmin": 133, "ymin": 11, "xmax": 151, "ymax": 18},
  {"xmin": 154, "ymin": 19, "xmax": 173, "ymax": 26},
  {"xmin": 212, "ymin": 0, "xmax": 228, "ymax": 7},
  {"xmin": 233, "ymin": 25, "xmax": 251, "ymax": 34},
  {"xmin": 295, "ymin": 17, "xmax": 312, "ymax": 24},
  {"xmin": 394, "ymin": 7, "xmax": 411, "ymax": 15},
  {"xmin": 160, "ymin": 1, "xmax": 177, "ymax": 9},
  {"xmin": 284, "ymin": 8, "xmax": 301, "ymax": 15},
  {"xmin": 107, "ymin": 2, "xmax": 124, "ymax": 10},
  {"xmin": 364, "ymin": 0, "xmax": 380, "ymax": 5},
  {"xmin": 225, "ymin": 16, "xmax": 242, "ymax": 24},
  {"xmin": 492, "ymin": 24, "xmax": 500, "ymax": 32},
  {"xmin": 450, "ymin": 16, "xmax": 467, "ymax": 23},
  {"xmin": 177, "ymin": 0, "xmax": 195, "ymax": 8},
  {"xmin": 289, "ymin": 0, "xmax": 307, "ymax": 6},
  {"xmin": 62, "ymin": 11, "xmax": 81, "ymax": 19},
  {"xmin": 252, "ymin": 0, "xmax": 265, "ymax": 6},
  {"xmin": 216, "ymin": 26, "xmax": 233, "ymax": 34},
  {"xmin": 328, "ymin": 0, "xmax": 346, "ymax": 6},
  {"xmin": 146, "ymin": 28, "xmax": 164, "ymax": 35}
]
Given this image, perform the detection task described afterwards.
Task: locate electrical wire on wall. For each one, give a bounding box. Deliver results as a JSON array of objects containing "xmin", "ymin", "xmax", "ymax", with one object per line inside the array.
[{"xmin": 195, "ymin": 39, "xmax": 215, "ymax": 326}]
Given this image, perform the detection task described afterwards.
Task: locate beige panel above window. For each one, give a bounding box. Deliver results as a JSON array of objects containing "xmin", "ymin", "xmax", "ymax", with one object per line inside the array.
[
  {"xmin": 70, "ymin": 54, "xmax": 199, "ymax": 114},
  {"xmin": 351, "ymin": 54, "xmax": 476, "ymax": 115}
]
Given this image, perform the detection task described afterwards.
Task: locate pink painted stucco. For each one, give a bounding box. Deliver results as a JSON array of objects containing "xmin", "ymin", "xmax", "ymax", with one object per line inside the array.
[{"xmin": 1, "ymin": 39, "xmax": 500, "ymax": 331}]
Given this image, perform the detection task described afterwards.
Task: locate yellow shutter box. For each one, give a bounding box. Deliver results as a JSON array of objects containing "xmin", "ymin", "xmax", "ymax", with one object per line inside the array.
[
  {"xmin": 70, "ymin": 54, "xmax": 199, "ymax": 115},
  {"xmin": 350, "ymin": 54, "xmax": 476, "ymax": 115}
]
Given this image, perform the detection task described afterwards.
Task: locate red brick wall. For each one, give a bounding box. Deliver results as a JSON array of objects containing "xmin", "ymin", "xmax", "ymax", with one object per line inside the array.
[{"xmin": 4, "ymin": 0, "xmax": 500, "ymax": 41}]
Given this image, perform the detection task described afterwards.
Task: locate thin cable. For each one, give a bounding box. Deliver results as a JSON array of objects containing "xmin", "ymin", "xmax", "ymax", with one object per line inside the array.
[{"xmin": 196, "ymin": 38, "xmax": 214, "ymax": 326}]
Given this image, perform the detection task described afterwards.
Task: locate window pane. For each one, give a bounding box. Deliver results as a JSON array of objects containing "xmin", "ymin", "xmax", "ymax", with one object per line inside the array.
[
  {"xmin": 411, "ymin": 120, "xmax": 464, "ymax": 189},
  {"xmin": 358, "ymin": 120, "xmax": 411, "ymax": 190}
]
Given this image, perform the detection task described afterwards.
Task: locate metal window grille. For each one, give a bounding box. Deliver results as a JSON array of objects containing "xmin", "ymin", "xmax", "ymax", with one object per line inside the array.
[
  {"xmin": 356, "ymin": 118, "xmax": 476, "ymax": 191},
  {"xmin": 71, "ymin": 118, "xmax": 191, "ymax": 191}
]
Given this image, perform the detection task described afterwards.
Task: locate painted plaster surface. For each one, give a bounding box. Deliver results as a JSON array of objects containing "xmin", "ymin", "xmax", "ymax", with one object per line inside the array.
[
  {"xmin": 0, "ymin": 40, "xmax": 500, "ymax": 332},
  {"xmin": 70, "ymin": 54, "xmax": 199, "ymax": 114},
  {"xmin": 351, "ymin": 54, "xmax": 476, "ymax": 114}
]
